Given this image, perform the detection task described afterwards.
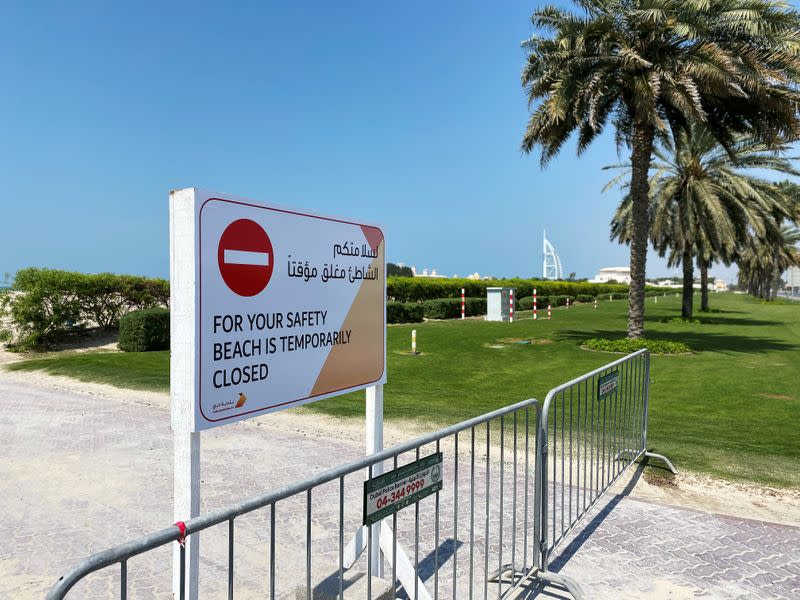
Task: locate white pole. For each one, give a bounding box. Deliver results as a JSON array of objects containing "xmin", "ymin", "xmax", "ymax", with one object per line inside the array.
[
  {"xmin": 566, "ymin": 297, "xmax": 570, "ymax": 309},
  {"xmin": 509, "ymin": 289, "xmax": 514, "ymax": 323},
  {"xmin": 533, "ymin": 288, "xmax": 538, "ymax": 320},
  {"xmin": 170, "ymin": 189, "xmax": 200, "ymax": 600},
  {"xmin": 461, "ymin": 288, "xmax": 465, "ymax": 319},
  {"xmin": 548, "ymin": 304, "xmax": 551, "ymax": 320},
  {"xmin": 412, "ymin": 329, "xmax": 417, "ymax": 354},
  {"xmin": 593, "ymin": 298, "xmax": 597, "ymax": 309},
  {"xmin": 366, "ymin": 385, "xmax": 384, "ymax": 577},
  {"xmin": 173, "ymin": 432, "xmax": 200, "ymax": 599}
]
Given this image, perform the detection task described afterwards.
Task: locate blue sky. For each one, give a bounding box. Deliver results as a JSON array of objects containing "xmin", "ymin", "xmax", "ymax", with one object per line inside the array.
[{"xmin": 1, "ymin": 1, "xmax": 795, "ymax": 283}]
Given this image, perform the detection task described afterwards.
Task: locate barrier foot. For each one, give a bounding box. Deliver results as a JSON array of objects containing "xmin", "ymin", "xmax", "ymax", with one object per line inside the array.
[
  {"xmin": 613, "ymin": 448, "xmax": 639, "ymax": 463},
  {"xmin": 644, "ymin": 451, "xmax": 677, "ymax": 474},
  {"xmin": 534, "ymin": 570, "xmax": 587, "ymax": 600},
  {"xmin": 487, "ymin": 563, "xmax": 519, "ymax": 584}
]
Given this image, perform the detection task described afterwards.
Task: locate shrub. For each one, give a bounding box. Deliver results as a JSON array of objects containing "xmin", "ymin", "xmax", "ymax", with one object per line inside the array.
[
  {"xmin": 463, "ymin": 298, "xmax": 486, "ymax": 317},
  {"xmin": 1, "ymin": 270, "xmax": 84, "ymax": 348},
  {"xmin": 386, "ymin": 301, "xmax": 424, "ymax": 324},
  {"xmin": 516, "ymin": 296, "xmax": 534, "ymax": 311},
  {"xmin": 581, "ymin": 338, "xmax": 691, "ymax": 355},
  {"xmin": 549, "ymin": 295, "xmax": 574, "ymax": 307},
  {"xmin": 575, "ymin": 294, "xmax": 594, "ymax": 303},
  {"xmin": 421, "ymin": 298, "xmax": 486, "ymax": 319},
  {"xmin": 516, "ymin": 296, "xmax": 551, "ymax": 311},
  {"xmin": 1, "ymin": 268, "xmax": 170, "ymax": 349},
  {"xmin": 118, "ymin": 308, "xmax": 170, "ymax": 352}
]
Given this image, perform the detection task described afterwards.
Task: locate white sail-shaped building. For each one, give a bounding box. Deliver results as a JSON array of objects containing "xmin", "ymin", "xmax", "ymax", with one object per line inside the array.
[{"xmin": 542, "ymin": 231, "xmax": 563, "ymax": 280}]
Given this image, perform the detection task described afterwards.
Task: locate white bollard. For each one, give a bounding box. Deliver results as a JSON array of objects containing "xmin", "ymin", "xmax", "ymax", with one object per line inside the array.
[
  {"xmin": 593, "ymin": 298, "xmax": 597, "ymax": 309},
  {"xmin": 509, "ymin": 289, "xmax": 514, "ymax": 323},
  {"xmin": 547, "ymin": 304, "xmax": 552, "ymax": 319},
  {"xmin": 655, "ymin": 296, "xmax": 658, "ymax": 304},
  {"xmin": 609, "ymin": 293, "xmax": 613, "ymax": 301},
  {"xmin": 533, "ymin": 288, "xmax": 538, "ymax": 320},
  {"xmin": 566, "ymin": 297, "xmax": 570, "ymax": 309},
  {"xmin": 411, "ymin": 329, "xmax": 417, "ymax": 354}
]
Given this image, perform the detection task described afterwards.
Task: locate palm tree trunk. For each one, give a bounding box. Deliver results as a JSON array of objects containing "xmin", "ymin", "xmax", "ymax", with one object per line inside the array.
[
  {"xmin": 627, "ymin": 122, "xmax": 656, "ymax": 338},
  {"xmin": 699, "ymin": 257, "xmax": 709, "ymax": 312},
  {"xmin": 682, "ymin": 250, "xmax": 694, "ymax": 319}
]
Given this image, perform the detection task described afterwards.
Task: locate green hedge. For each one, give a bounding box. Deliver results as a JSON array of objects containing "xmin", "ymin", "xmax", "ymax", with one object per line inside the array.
[
  {"xmin": 516, "ymin": 296, "xmax": 534, "ymax": 311},
  {"xmin": 550, "ymin": 295, "xmax": 574, "ymax": 307},
  {"xmin": 386, "ymin": 301, "xmax": 424, "ymax": 324},
  {"xmin": 516, "ymin": 296, "xmax": 550, "ymax": 311},
  {"xmin": 118, "ymin": 308, "xmax": 170, "ymax": 352},
  {"xmin": 575, "ymin": 294, "xmax": 595, "ymax": 303},
  {"xmin": 582, "ymin": 338, "xmax": 691, "ymax": 354},
  {"xmin": 387, "ymin": 277, "xmax": 630, "ymax": 302},
  {"xmin": 0, "ymin": 268, "xmax": 169, "ymax": 349},
  {"xmin": 422, "ymin": 298, "xmax": 487, "ymax": 319}
]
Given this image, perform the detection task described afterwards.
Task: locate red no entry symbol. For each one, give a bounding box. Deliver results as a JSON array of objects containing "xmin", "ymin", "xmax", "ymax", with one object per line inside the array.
[{"xmin": 217, "ymin": 219, "xmax": 274, "ymax": 296}]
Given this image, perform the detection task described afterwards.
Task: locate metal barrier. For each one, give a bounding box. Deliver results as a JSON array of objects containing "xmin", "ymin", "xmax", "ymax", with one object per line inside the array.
[
  {"xmin": 532, "ymin": 349, "xmax": 675, "ymax": 599},
  {"xmin": 47, "ymin": 350, "xmax": 673, "ymax": 599},
  {"xmin": 47, "ymin": 398, "xmax": 542, "ymax": 600}
]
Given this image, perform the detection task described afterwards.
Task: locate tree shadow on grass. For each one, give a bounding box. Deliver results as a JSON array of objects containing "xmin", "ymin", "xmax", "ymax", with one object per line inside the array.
[
  {"xmin": 656, "ymin": 315, "xmax": 783, "ymax": 327},
  {"xmin": 555, "ymin": 328, "xmax": 798, "ymax": 354},
  {"xmin": 691, "ymin": 316, "xmax": 783, "ymax": 327}
]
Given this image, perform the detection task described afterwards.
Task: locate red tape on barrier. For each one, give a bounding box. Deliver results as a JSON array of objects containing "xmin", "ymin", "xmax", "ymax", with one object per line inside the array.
[{"xmin": 174, "ymin": 521, "xmax": 187, "ymax": 547}]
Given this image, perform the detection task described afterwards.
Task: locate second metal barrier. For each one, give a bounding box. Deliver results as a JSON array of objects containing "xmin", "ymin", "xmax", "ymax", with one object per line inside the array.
[{"xmin": 532, "ymin": 348, "xmax": 675, "ymax": 598}]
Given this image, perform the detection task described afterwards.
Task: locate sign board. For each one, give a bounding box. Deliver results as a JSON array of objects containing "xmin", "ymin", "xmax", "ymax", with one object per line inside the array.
[
  {"xmin": 363, "ymin": 453, "xmax": 443, "ymax": 526},
  {"xmin": 169, "ymin": 188, "xmax": 386, "ymax": 431},
  {"xmin": 597, "ymin": 370, "xmax": 619, "ymax": 400}
]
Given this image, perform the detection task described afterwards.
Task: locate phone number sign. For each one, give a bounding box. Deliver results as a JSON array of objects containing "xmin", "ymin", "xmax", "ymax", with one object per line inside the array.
[{"xmin": 363, "ymin": 453, "xmax": 443, "ymax": 526}]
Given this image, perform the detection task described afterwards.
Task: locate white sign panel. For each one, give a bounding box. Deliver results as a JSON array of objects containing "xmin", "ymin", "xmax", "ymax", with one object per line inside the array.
[{"xmin": 170, "ymin": 188, "xmax": 386, "ymax": 432}]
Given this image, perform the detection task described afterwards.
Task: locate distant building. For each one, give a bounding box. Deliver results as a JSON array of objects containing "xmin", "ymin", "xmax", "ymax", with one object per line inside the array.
[
  {"xmin": 649, "ymin": 279, "xmax": 680, "ymax": 288},
  {"xmin": 411, "ymin": 266, "xmax": 447, "ymax": 279},
  {"xmin": 542, "ymin": 231, "xmax": 563, "ymax": 280},
  {"xmin": 589, "ymin": 267, "xmax": 631, "ymax": 284}
]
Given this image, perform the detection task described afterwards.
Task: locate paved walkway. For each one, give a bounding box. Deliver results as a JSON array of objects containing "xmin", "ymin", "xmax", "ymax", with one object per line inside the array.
[{"xmin": 1, "ymin": 378, "xmax": 798, "ymax": 599}]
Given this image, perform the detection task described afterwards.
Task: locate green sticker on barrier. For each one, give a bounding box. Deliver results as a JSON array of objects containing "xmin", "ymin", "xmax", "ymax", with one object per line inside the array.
[
  {"xmin": 598, "ymin": 370, "xmax": 619, "ymax": 400},
  {"xmin": 363, "ymin": 452, "xmax": 443, "ymax": 525}
]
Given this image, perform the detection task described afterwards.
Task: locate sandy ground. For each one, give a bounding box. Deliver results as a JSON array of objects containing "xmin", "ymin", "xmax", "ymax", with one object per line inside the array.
[{"xmin": 2, "ymin": 342, "xmax": 799, "ymax": 532}]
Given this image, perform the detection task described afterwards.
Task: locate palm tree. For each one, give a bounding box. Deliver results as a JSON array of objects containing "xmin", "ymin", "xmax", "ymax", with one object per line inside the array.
[
  {"xmin": 608, "ymin": 124, "xmax": 798, "ymax": 318},
  {"xmin": 521, "ymin": 0, "xmax": 800, "ymax": 337},
  {"xmin": 738, "ymin": 223, "xmax": 800, "ymax": 299}
]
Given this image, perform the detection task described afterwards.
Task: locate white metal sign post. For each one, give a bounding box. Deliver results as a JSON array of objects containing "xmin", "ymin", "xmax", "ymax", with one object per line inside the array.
[{"xmin": 169, "ymin": 188, "xmax": 386, "ymax": 598}]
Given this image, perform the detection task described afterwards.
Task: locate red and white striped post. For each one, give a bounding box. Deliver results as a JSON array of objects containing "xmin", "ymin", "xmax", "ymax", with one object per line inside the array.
[
  {"xmin": 509, "ymin": 289, "xmax": 514, "ymax": 323},
  {"xmin": 461, "ymin": 288, "xmax": 465, "ymax": 319},
  {"xmin": 548, "ymin": 304, "xmax": 552, "ymax": 319},
  {"xmin": 533, "ymin": 287, "xmax": 538, "ymax": 320}
]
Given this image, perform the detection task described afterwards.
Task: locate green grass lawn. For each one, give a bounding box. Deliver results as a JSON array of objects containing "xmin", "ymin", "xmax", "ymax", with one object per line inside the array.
[{"xmin": 7, "ymin": 293, "xmax": 800, "ymax": 488}]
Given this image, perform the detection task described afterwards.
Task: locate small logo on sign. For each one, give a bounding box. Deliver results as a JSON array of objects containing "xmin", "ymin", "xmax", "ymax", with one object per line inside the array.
[
  {"xmin": 431, "ymin": 464, "xmax": 442, "ymax": 483},
  {"xmin": 236, "ymin": 393, "xmax": 247, "ymax": 408}
]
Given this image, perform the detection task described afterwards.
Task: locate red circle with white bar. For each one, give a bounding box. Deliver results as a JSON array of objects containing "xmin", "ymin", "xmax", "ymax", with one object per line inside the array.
[{"xmin": 217, "ymin": 219, "xmax": 274, "ymax": 296}]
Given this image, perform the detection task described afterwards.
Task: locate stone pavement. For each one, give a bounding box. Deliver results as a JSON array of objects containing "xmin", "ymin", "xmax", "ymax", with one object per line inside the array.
[{"xmin": 1, "ymin": 378, "xmax": 798, "ymax": 599}]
